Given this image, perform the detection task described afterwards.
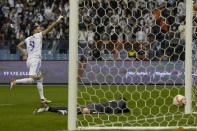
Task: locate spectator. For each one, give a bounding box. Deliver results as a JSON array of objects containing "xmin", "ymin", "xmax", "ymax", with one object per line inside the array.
[
  {"xmin": 177, "ymin": 1, "xmax": 186, "ymax": 17},
  {"xmin": 44, "ymin": 0, "xmax": 55, "ymax": 21},
  {"xmin": 59, "ymin": 34, "xmax": 68, "ymax": 54},
  {"xmin": 25, "ymin": 23, "xmax": 31, "ymax": 36},
  {"xmin": 9, "ymin": 34, "xmax": 17, "ymax": 54},
  {"xmin": 156, "ymin": 0, "xmax": 166, "ymax": 8},
  {"xmin": 133, "ymin": 8, "xmax": 141, "ymax": 19},
  {"xmin": 109, "ymin": 0, "xmax": 118, "ymax": 9},
  {"xmin": 0, "ymin": 27, "xmax": 5, "ymax": 46},
  {"xmin": 175, "ymin": 1, "xmax": 185, "ymax": 24},
  {"xmin": 92, "ymin": 46, "xmax": 102, "ymax": 60},
  {"xmin": 79, "ymin": 24, "xmax": 87, "ymax": 54},
  {"xmin": 124, "ymin": 25, "xmax": 132, "ymax": 42},
  {"xmin": 101, "ymin": 0, "xmax": 108, "ymax": 9},
  {"xmin": 2, "ymin": 1, "xmax": 10, "ymax": 18},
  {"xmin": 152, "ymin": 6, "xmax": 169, "ymax": 34},
  {"xmin": 5, "ymin": 23, "xmax": 14, "ymax": 39},
  {"xmin": 136, "ymin": 50, "xmax": 148, "ymax": 61},
  {"xmin": 0, "ymin": 4, "xmax": 3, "ymax": 15},
  {"xmin": 148, "ymin": 34, "xmax": 160, "ymax": 60},
  {"xmin": 87, "ymin": 26, "xmax": 95, "ymax": 47},
  {"xmin": 147, "ymin": 1, "xmax": 155, "ymax": 10},
  {"xmin": 27, "ymin": 0, "xmax": 36, "ymax": 8},
  {"xmin": 167, "ymin": 0, "xmax": 176, "ymax": 8},
  {"xmin": 36, "ymin": 13, "xmax": 44, "ymax": 23},
  {"xmin": 8, "ymin": 0, "xmax": 14, "ymax": 8},
  {"xmin": 16, "ymin": 30, "xmax": 25, "ymax": 40},
  {"xmin": 50, "ymin": 37, "xmax": 58, "ymax": 54},
  {"xmin": 144, "ymin": 10, "xmax": 156, "ymax": 27},
  {"xmin": 137, "ymin": 0, "xmax": 146, "ymax": 10},
  {"xmin": 15, "ymin": 0, "xmax": 24, "ymax": 14},
  {"xmin": 136, "ymin": 28, "xmax": 147, "ymax": 43},
  {"xmin": 178, "ymin": 20, "xmax": 185, "ymax": 43}
]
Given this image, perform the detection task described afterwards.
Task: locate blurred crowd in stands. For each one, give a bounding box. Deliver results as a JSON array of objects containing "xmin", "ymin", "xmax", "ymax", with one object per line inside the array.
[
  {"xmin": 78, "ymin": 0, "xmax": 190, "ymax": 61},
  {"xmin": 0, "ymin": 0, "xmax": 196, "ymax": 61},
  {"xmin": 0, "ymin": 0, "xmax": 69, "ymax": 60}
]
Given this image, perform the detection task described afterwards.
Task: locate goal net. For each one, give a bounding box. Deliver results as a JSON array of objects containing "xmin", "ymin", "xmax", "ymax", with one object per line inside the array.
[{"xmin": 68, "ymin": 0, "xmax": 197, "ymax": 130}]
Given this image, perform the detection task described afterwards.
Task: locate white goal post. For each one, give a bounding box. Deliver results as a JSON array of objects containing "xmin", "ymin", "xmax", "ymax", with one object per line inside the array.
[
  {"xmin": 185, "ymin": 0, "xmax": 193, "ymax": 114},
  {"xmin": 68, "ymin": 0, "xmax": 79, "ymax": 130},
  {"xmin": 68, "ymin": 0, "xmax": 197, "ymax": 130}
]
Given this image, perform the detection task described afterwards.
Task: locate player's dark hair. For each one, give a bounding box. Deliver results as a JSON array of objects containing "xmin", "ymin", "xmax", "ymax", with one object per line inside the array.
[{"xmin": 30, "ymin": 24, "xmax": 39, "ymax": 35}]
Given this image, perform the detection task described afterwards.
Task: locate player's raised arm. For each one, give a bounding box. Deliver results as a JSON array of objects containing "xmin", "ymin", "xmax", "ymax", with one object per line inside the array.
[
  {"xmin": 42, "ymin": 15, "xmax": 63, "ymax": 36},
  {"xmin": 17, "ymin": 41, "xmax": 27, "ymax": 60}
]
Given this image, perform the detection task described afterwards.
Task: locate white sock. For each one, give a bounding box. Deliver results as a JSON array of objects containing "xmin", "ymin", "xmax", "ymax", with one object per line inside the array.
[
  {"xmin": 15, "ymin": 78, "xmax": 34, "ymax": 84},
  {"xmin": 37, "ymin": 78, "xmax": 45, "ymax": 100}
]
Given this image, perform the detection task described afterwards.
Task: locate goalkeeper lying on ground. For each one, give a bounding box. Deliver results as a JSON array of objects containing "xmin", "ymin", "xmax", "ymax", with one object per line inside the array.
[{"xmin": 33, "ymin": 98, "xmax": 130, "ymax": 115}]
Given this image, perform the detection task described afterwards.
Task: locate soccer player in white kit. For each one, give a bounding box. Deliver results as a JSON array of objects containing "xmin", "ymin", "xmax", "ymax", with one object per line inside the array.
[{"xmin": 9, "ymin": 15, "xmax": 63, "ymax": 104}]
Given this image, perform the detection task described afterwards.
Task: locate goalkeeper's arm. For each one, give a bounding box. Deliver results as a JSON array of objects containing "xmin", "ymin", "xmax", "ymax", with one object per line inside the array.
[{"xmin": 42, "ymin": 15, "xmax": 63, "ymax": 36}]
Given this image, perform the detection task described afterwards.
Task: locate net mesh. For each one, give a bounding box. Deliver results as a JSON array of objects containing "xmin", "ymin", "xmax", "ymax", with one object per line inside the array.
[{"xmin": 76, "ymin": 0, "xmax": 197, "ymax": 128}]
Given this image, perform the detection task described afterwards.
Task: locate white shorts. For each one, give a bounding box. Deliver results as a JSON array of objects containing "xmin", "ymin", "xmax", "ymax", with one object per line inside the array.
[{"xmin": 26, "ymin": 58, "xmax": 41, "ymax": 78}]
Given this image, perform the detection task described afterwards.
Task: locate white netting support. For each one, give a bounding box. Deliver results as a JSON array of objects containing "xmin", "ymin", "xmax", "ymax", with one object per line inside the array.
[{"xmin": 70, "ymin": 0, "xmax": 197, "ymax": 130}]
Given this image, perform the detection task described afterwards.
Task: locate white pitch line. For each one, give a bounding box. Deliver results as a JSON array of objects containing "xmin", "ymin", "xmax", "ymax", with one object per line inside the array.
[{"xmin": 0, "ymin": 104, "xmax": 13, "ymax": 106}]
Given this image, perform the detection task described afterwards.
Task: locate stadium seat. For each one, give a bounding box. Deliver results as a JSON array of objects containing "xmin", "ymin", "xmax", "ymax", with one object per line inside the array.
[
  {"xmin": 42, "ymin": 50, "xmax": 48, "ymax": 54},
  {"xmin": 47, "ymin": 54, "xmax": 54, "ymax": 60},
  {"xmin": 42, "ymin": 53, "xmax": 47, "ymax": 60},
  {"xmin": 42, "ymin": 40, "xmax": 50, "ymax": 50},
  {"xmin": 0, "ymin": 49, "xmax": 8, "ymax": 54},
  {"xmin": 0, "ymin": 45, "xmax": 9, "ymax": 50},
  {"xmin": 102, "ymin": 53, "xmax": 114, "ymax": 60},
  {"xmin": 54, "ymin": 53, "xmax": 61, "ymax": 60},
  {"xmin": 9, "ymin": 54, "xmax": 19, "ymax": 60},
  {"xmin": 60, "ymin": 54, "xmax": 68, "ymax": 60},
  {"xmin": 53, "ymin": 53, "xmax": 67, "ymax": 60},
  {"xmin": 119, "ymin": 50, "xmax": 128, "ymax": 60},
  {"xmin": 101, "ymin": 53, "xmax": 110, "ymax": 60},
  {"xmin": 0, "ymin": 53, "xmax": 8, "ymax": 60},
  {"xmin": 59, "ymin": 54, "xmax": 64, "ymax": 60}
]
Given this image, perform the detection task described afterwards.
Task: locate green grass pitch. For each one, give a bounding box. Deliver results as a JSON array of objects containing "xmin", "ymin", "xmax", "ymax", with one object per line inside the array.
[{"xmin": 0, "ymin": 85, "xmax": 196, "ymax": 131}]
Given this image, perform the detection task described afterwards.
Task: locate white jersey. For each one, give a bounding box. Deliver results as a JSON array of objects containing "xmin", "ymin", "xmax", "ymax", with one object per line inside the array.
[
  {"xmin": 25, "ymin": 32, "xmax": 43, "ymax": 60},
  {"xmin": 136, "ymin": 31, "xmax": 147, "ymax": 42}
]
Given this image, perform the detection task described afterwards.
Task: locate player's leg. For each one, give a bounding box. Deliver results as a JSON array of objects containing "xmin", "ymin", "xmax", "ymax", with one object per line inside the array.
[
  {"xmin": 33, "ymin": 105, "xmax": 68, "ymax": 115},
  {"xmin": 36, "ymin": 74, "xmax": 52, "ymax": 104},
  {"xmin": 46, "ymin": 106, "xmax": 68, "ymax": 115},
  {"xmin": 13, "ymin": 77, "xmax": 34, "ymax": 84},
  {"xmin": 36, "ymin": 74, "xmax": 45, "ymax": 100},
  {"xmin": 47, "ymin": 106, "xmax": 68, "ymax": 113},
  {"xmin": 9, "ymin": 77, "xmax": 34, "ymax": 90},
  {"xmin": 33, "ymin": 104, "xmax": 47, "ymax": 114},
  {"xmin": 26, "ymin": 59, "xmax": 51, "ymax": 104},
  {"xmin": 9, "ymin": 60, "xmax": 36, "ymax": 90}
]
